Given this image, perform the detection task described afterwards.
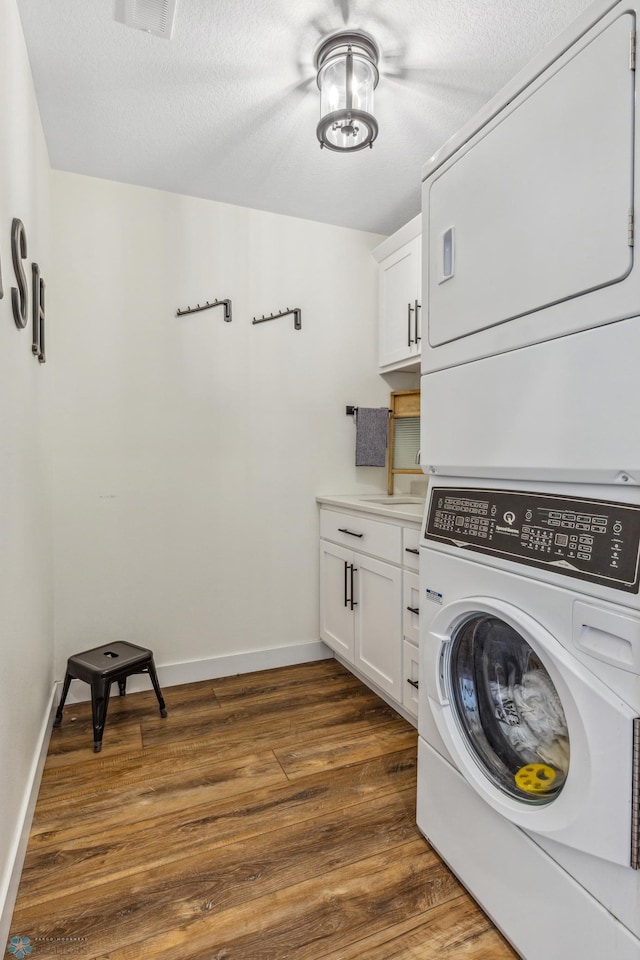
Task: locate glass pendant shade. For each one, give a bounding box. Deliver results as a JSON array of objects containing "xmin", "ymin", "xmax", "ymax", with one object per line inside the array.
[{"xmin": 315, "ymin": 32, "xmax": 379, "ymax": 151}]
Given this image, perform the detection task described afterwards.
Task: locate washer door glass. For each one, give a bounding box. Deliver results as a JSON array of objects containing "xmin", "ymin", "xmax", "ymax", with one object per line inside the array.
[{"xmin": 449, "ymin": 615, "xmax": 570, "ymax": 804}]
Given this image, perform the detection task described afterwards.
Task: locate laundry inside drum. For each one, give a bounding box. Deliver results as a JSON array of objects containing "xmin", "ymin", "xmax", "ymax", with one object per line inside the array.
[{"xmin": 449, "ymin": 614, "xmax": 570, "ymax": 805}]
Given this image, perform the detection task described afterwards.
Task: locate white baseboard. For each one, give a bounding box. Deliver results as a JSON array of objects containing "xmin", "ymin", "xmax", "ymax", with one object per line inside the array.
[
  {"xmin": 0, "ymin": 685, "xmax": 57, "ymax": 950},
  {"xmin": 58, "ymin": 640, "xmax": 334, "ymax": 704}
]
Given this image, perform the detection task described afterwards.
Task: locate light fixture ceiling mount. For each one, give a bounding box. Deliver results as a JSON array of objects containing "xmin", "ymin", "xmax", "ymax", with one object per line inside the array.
[{"xmin": 314, "ymin": 31, "xmax": 380, "ymax": 152}]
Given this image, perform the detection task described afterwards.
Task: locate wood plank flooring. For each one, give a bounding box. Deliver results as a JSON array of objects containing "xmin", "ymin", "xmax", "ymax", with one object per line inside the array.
[{"xmin": 8, "ymin": 659, "xmax": 519, "ymax": 959}]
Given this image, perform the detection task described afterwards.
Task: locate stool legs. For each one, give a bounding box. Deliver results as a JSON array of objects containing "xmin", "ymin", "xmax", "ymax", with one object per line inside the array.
[
  {"xmin": 146, "ymin": 660, "xmax": 168, "ymax": 718},
  {"xmin": 54, "ymin": 672, "xmax": 112, "ymax": 752},
  {"xmin": 91, "ymin": 679, "xmax": 111, "ymax": 753},
  {"xmin": 53, "ymin": 673, "xmax": 72, "ymax": 727}
]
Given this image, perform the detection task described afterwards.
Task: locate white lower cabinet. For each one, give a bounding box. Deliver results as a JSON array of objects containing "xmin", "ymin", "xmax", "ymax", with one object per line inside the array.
[
  {"xmin": 320, "ymin": 538, "xmax": 402, "ymax": 700},
  {"xmin": 319, "ymin": 506, "xmax": 421, "ymax": 720}
]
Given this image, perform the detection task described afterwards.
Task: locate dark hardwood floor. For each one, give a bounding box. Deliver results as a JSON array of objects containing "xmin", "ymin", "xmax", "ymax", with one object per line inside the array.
[{"xmin": 8, "ymin": 658, "xmax": 518, "ymax": 959}]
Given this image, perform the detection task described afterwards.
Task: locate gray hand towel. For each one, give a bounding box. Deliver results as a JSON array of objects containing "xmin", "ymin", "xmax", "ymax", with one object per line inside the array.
[{"xmin": 355, "ymin": 407, "xmax": 389, "ymax": 467}]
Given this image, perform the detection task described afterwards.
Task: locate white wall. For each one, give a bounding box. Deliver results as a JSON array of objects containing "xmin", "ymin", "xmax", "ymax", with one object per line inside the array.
[
  {"xmin": 0, "ymin": 0, "xmax": 54, "ymax": 935},
  {"xmin": 50, "ymin": 172, "xmax": 401, "ymax": 677}
]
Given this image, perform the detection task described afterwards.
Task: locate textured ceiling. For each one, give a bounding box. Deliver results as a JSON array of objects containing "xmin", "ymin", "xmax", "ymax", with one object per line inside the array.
[{"xmin": 16, "ymin": 0, "xmax": 593, "ymax": 235}]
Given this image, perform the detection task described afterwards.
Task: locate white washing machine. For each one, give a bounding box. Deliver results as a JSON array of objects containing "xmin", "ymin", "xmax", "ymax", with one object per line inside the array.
[
  {"xmin": 417, "ymin": 476, "xmax": 640, "ymax": 960},
  {"xmin": 420, "ymin": 0, "xmax": 640, "ymax": 484}
]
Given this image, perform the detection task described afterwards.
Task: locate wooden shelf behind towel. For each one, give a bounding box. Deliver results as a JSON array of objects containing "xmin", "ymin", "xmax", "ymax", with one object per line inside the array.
[{"xmin": 388, "ymin": 389, "xmax": 421, "ymax": 495}]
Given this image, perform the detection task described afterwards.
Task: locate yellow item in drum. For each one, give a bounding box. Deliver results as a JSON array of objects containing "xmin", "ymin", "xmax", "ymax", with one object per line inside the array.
[{"xmin": 514, "ymin": 764, "xmax": 557, "ymax": 793}]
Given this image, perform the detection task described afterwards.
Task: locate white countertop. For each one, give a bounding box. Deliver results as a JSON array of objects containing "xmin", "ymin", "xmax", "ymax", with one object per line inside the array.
[{"xmin": 316, "ymin": 494, "xmax": 426, "ymax": 524}]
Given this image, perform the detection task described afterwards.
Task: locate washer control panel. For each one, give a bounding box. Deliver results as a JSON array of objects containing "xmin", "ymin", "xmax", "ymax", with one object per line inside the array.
[{"xmin": 425, "ymin": 487, "xmax": 640, "ymax": 592}]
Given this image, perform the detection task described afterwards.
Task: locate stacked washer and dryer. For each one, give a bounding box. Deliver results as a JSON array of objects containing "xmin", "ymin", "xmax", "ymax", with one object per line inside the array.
[{"xmin": 417, "ymin": 0, "xmax": 640, "ymax": 957}]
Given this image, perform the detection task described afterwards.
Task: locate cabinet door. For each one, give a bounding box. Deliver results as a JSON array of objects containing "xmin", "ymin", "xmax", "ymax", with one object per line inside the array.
[
  {"xmin": 379, "ymin": 235, "xmax": 421, "ymax": 368},
  {"xmin": 319, "ymin": 540, "xmax": 354, "ymax": 661},
  {"xmin": 353, "ymin": 554, "xmax": 402, "ymax": 700}
]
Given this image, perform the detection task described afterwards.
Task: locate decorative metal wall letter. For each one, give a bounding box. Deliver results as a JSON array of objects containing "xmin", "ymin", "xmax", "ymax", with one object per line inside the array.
[
  {"xmin": 176, "ymin": 298, "xmax": 232, "ymax": 322},
  {"xmin": 11, "ymin": 218, "xmax": 28, "ymax": 329},
  {"xmin": 31, "ymin": 263, "xmax": 46, "ymax": 363},
  {"xmin": 252, "ymin": 307, "xmax": 302, "ymax": 330},
  {"xmin": 3, "ymin": 216, "xmax": 47, "ymax": 363}
]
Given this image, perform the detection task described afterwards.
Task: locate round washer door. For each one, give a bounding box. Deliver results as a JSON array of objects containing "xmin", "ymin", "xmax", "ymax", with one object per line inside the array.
[
  {"xmin": 449, "ymin": 612, "xmax": 569, "ymax": 805},
  {"xmin": 425, "ymin": 597, "xmax": 637, "ymax": 866}
]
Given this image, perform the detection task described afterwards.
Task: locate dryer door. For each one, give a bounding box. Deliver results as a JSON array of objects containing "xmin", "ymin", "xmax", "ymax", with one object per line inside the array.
[
  {"xmin": 422, "ymin": 9, "xmax": 637, "ymax": 374},
  {"xmin": 426, "ymin": 597, "xmax": 638, "ymax": 866}
]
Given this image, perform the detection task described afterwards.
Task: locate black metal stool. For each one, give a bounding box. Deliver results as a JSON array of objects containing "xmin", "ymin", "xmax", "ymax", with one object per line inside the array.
[{"xmin": 54, "ymin": 641, "xmax": 168, "ymax": 752}]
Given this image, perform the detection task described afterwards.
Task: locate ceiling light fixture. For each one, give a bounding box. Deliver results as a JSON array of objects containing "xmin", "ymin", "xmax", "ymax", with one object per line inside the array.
[{"xmin": 314, "ymin": 31, "xmax": 379, "ymax": 152}]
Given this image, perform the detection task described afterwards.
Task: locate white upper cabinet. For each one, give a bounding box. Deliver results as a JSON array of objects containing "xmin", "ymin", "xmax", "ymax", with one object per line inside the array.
[
  {"xmin": 373, "ymin": 215, "xmax": 421, "ymax": 370},
  {"xmin": 421, "ymin": 8, "xmax": 638, "ymax": 374}
]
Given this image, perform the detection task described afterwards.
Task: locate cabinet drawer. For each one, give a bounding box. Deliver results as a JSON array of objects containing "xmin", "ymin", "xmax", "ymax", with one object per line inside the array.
[
  {"xmin": 403, "ymin": 570, "xmax": 420, "ymax": 645},
  {"xmin": 320, "ymin": 509, "xmax": 401, "ymax": 564},
  {"xmin": 402, "ymin": 638, "xmax": 419, "ymax": 721},
  {"xmin": 402, "ymin": 526, "xmax": 420, "ymax": 571}
]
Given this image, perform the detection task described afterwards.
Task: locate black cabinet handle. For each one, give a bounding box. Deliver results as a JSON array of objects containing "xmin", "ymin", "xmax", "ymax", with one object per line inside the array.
[
  {"xmin": 406, "ymin": 606, "xmax": 420, "ymax": 616},
  {"xmin": 344, "ymin": 561, "xmax": 358, "ymax": 610},
  {"xmin": 407, "ymin": 678, "xmax": 419, "ymax": 689},
  {"xmin": 405, "ymin": 547, "xmax": 419, "ymax": 555},
  {"xmin": 407, "ymin": 302, "xmax": 415, "ymax": 346},
  {"xmin": 338, "ymin": 527, "xmax": 363, "ymax": 538},
  {"xmin": 414, "ymin": 300, "xmax": 421, "ymax": 343}
]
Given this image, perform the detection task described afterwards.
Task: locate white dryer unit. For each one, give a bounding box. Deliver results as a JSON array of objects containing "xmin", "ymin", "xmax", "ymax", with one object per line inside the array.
[
  {"xmin": 420, "ymin": 0, "xmax": 640, "ymax": 483},
  {"xmin": 417, "ymin": 477, "xmax": 640, "ymax": 960}
]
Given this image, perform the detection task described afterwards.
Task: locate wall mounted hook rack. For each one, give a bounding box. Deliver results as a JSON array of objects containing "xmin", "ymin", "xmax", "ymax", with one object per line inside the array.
[
  {"xmin": 176, "ymin": 298, "xmax": 232, "ymax": 322},
  {"xmin": 252, "ymin": 307, "xmax": 302, "ymax": 330}
]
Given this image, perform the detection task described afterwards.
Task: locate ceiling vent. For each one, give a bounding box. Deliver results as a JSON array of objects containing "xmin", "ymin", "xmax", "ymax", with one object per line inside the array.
[{"xmin": 113, "ymin": 0, "xmax": 178, "ymax": 39}]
